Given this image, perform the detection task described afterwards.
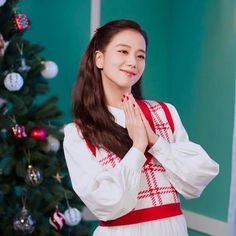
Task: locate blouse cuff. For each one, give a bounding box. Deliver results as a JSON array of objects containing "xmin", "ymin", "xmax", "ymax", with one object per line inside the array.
[
  {"xmin": 148, "ymin": 136, "xmax": 171, "ymax": 158},
  {"xmin": 122, "ymin": 147, "xmax": 146, "ymax": 172}
]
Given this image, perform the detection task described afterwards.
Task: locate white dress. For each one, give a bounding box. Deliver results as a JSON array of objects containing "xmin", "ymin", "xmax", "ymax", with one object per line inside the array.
[{"xmin": 63, "ymin": 102, "xmax": 219, "ymax": 236}]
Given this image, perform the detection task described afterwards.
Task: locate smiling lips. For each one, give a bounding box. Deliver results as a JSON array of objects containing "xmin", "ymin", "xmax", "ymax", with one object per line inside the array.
[{"xmin": 120, "ymin": 69, "xmax": 136, "ymax": 77}]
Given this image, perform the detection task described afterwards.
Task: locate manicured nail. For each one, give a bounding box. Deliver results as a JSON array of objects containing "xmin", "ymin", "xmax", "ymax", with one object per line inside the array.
[
  {"xmin": 121, "ymin": 98, "xmax": 124, "ymax": 102},
  {"xmin": 133, "ymin": 104, "xmax": 135, "ymax": 108},
  {"xmin": 126, "ymin": 96, "xmax": 129, "ymax": 100},
  {"xmin": 122, "ymin": 94, "xmax": 126, "ymax": 98}
]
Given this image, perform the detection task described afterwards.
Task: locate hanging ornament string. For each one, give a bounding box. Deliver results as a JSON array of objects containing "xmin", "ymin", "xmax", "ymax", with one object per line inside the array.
[
  {"xmin": 63, "ymin": 190, "xmax": 82, "ymax": 226},
  {"xmin": 64, "ymin": 191, "xmax": 70, "ymax": 209},
  {"xmin": 16, "ymin": 42, "xmax": 23, "ymax": 56},
  {"xmin": 8, "ymin": 114, "xmax": 16, "ymax": 125},
  {"xmin": 16, "ymin": 42, "xmax": 31, "ymax": 72},
  {"xmin": 23, "ymin": 148, "xmax": 31, "ymax": 165},
  {"xmin": 21, "ymin": 195, "xmax": 27, "ymax": 211}
]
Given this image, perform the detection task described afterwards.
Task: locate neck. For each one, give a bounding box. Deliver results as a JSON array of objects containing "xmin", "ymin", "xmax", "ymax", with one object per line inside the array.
[
  {"xmin": 105, "ymin": 89, "xmax": 130, "ymax": 109},
  {"xmin": 103, "ymin": 76, "xmax": 131, "ymax": 109}
]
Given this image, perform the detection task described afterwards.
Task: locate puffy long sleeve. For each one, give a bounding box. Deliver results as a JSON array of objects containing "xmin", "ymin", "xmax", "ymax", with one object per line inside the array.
[
  {"xmin": 148, "ymin": 104, "xmax": 219, "ymax": 199},
  {"xmin": 63, "ymin": 123, "xmax": 146, "ymax": 221}
]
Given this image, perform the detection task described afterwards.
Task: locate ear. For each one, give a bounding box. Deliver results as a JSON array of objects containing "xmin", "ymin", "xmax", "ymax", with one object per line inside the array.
[{"xmin": 95, "ymin": 50, "xmax": 104, "ymax": 69}]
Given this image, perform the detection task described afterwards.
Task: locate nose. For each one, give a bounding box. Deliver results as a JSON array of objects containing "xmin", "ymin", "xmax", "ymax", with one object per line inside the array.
[{"xmin": 126, "ymin": 54, "xmax": 137, "ymax": 68}]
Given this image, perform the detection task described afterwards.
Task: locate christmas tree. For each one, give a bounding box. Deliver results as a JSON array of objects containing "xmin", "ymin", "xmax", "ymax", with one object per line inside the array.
[{"xmin": 0, "ymin": 0, "xmax": 89, "ymax": 235}]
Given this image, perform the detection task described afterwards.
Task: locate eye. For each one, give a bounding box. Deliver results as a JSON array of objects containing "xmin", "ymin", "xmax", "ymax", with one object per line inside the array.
[
  {"xmin": 118, "ymin": 50, "xmax": 128, "ymax": 55},
  {"xmin": 137, "ymin": 54, "xmax": 145, "ymax": 60}
]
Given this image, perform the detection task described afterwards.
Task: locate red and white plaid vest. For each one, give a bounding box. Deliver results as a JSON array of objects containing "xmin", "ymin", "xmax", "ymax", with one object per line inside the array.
[{"xmin": 85, "ymin": 100, "xmax": 182, "ymax": 226}]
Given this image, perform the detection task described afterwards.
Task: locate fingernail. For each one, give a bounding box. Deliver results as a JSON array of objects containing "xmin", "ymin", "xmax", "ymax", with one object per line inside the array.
[
  {"xmin": 133, "ymin": 104, "xmax": 135, "ymax": 108},
  {"xmin": 126, "ymin": 96, "xmax": 129, "ymax": 100},
  {"xmin": 122, "ymin": 94, "xmax": 126, "ymax": 98},
  {"xmin": 121, "ymin": 98, "xmax": 124, "ymax": 102}
]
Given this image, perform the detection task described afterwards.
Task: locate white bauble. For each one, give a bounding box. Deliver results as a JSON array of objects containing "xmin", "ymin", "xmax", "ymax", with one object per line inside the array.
[
  {"xmin": 44, "ymin": 135, "xmax": 60, "ymax": 152},
  {"xmin": 63, "ymin": 207, "xmax": 82, "ymax": 226},
  {"xmin": 0, "ymin": 0, "xmax": 6, "ymax": 7},
  {"xmin": 41, "ymin": 61, "xmax": 58, "ymax": 79},
  {"xmin": 4, "ymin": 72, "xmax": 24, "ymax": 91}
]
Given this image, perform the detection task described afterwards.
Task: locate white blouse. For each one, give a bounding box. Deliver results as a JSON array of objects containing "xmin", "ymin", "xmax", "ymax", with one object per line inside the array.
[{"xmin": 63, "ymin": 103, "xmax": 219, "ymax": 236}]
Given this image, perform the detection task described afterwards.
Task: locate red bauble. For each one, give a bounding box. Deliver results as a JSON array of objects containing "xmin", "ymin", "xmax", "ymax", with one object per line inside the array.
[
  {"xmin": 29, "ymin": 127, "xmax": 46, "ymax": 140},
  {"xmin": 49, "ymin": 206, "xmax": 65, "ymax": 231}
]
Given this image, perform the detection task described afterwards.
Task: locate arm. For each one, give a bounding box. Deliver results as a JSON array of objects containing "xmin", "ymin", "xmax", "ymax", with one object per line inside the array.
[
  {"xmin": 63, "ymin": 123, "xmax": 146, "ymax": 221},
  {"xmin": 148, "ymin": 103, "xmax": 219, "ymax": 199}
]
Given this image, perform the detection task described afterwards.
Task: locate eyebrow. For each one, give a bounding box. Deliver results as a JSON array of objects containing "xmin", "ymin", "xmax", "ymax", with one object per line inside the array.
[{"xmin": 115, "ymin": 44, "xmax": 146, "ymax": 53}]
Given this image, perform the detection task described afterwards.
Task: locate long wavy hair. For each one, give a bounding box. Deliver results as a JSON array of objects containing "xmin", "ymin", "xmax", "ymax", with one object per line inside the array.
[{"xmin": 72, "ymin": 19, "xmax": 148, "ymax": 158}]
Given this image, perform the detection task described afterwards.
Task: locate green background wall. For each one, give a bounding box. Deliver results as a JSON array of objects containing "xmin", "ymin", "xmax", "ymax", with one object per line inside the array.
[
  {"xmin": 20, "ymin": 0, "xmax": 91, "ymax": 122},
  {"xmin": 20, "ymin": 0, "xmax": 236, "ymax": 235},
  {"xmin": 169, "ymin": 0, "xmax": 236, "ymax": 224}
]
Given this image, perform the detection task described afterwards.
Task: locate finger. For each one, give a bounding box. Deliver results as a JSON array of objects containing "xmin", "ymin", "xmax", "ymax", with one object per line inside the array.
[
  {"xmin": 125, "ymin": 93, "xmax": 136, "ymax": 120},
  {"xmin": 123, "ymin": 94, "xmax": 131, "ymax": 114},
  {"xmin": 122, "ymin": 94, "xmax": 132, "ymax": 124},
  {"xmin": 129, "ymin": 94, "xmax": 143, "ymax": 120},
  {"xmin": 135, "ymin": 103, "xmax": 152, "ymax": 130}
]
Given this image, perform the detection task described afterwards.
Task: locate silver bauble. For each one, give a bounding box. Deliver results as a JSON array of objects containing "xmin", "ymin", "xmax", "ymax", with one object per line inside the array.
[
  {"xmin": 4, "ymin": 72, "xmax": 24, "ymax": 91},
  {"xmin": 64, "ymin": 207, "xmax": 82, "ymax": 226}
]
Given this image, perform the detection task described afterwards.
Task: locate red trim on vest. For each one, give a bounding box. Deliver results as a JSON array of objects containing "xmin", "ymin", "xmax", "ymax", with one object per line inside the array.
[
  {"xmin": 85, "ymin": 139, "xmax": 96, "ymax": 157},
  {"xmin": 84, "ymin": 100, "xmax": 174, "ymax": 159},
  {"xmin": 136, "ymin": 99, "xmax": 155, "ymax": 132},
  {"xmin": 158, "ymin": 102, "xmax": 175, "ymax": 133},
  {"xmin": 99, "ymin": 203, "xmax": 182, "ymax": 227}
]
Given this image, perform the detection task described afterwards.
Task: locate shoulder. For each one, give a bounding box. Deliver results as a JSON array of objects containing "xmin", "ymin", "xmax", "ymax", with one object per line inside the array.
[
  {"xmin": 63, "ymin": 122, "xmax": 83, "ymax": 140},
  {"xmin": 64, "ymin": 122, "xmax": 77, "ymax": 135}
]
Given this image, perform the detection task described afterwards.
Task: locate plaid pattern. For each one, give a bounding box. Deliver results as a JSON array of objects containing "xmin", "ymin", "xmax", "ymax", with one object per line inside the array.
[
  {"xmin": 98, "ymin": 151, "xmax": 120, "ymax": 168},
  {"xmin": 145, "ymin": 100, "xmax": 174, "ymax": 143},
  {"xmin": 91, "ymin": 100, "xmax": 179, "ymax": 210}
]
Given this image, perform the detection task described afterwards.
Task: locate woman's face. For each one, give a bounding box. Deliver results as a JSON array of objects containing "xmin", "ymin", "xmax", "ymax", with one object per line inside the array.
[{"xmin": 95, "ymin": 29, "xmax": 146, "ymax": 93}]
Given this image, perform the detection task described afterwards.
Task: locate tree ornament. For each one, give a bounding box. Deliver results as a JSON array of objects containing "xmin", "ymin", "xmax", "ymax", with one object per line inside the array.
[
  {"xmin": 18, "ymin": 57, "xmax": 31, "ymax": 73},
  {"xmin": 0, "ymin": 0, "xmax": 6, "ymax": 7},
  {"xmin": 49, "ymin": 206, "xmax": 65, "ymax": 231},
  {"xmin": 63, "ymin": 191, "xmax": 82, "ymax": 226},
  {"xmin": 17, "ymin": 43, "xmax": 31, "ymax": 73},
  {"xmin": 41, "ymin": 60, "xmax": 58, "ymax": 79},
  {"xmin": 4, "ymin": 72, "xmax": 24, "ymax": 91},
  {"xmin": 64, "ymin": 207, "xmax": 82, "ymax": 226},
  {"xmin": 44, "ymin": 135, "xmax": 60, "ymax": 152},
  {"xmin": 13, "ymin": 207, "xmax": 35, "ymax": 234},
  {"xmin": 53, "ymin": 172, "xmax": 64, "ymax": 183},
  {"xmin": 29, "ymin": 127, "xmax": 46, "ymax": 140},
  {"xmin": 25, "ymin": 165, "xmax": 43, "ymax": 186},
  {"xmin": 12, "ymin": 12, "xmax": 30, "ymax": 32},
  {"xmin": 12, "ymin": 124, "xmax": 27, "ymax": 138}
]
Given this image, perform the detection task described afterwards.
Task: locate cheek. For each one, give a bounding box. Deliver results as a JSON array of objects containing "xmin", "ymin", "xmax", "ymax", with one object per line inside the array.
[{"xmin": 139, "ymin": 62, "xmax": 145, "ymax": 74}]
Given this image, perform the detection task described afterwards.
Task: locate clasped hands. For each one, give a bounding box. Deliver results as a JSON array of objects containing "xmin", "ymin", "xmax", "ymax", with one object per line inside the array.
[{"xmin": 122, "ymin": 93, "xmax": 158, "ymax": 153}]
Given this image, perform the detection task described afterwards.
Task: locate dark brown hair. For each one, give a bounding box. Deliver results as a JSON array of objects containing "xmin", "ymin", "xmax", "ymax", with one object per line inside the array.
[{"xmin": 72, "ymin": 19, "xmax": 148, "ymax": 158}]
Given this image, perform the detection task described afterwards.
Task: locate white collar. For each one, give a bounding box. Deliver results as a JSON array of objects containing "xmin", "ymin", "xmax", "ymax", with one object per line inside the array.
[{"xmin": 107, "ymin": 106, "xmax": 126, "ymax": 128}]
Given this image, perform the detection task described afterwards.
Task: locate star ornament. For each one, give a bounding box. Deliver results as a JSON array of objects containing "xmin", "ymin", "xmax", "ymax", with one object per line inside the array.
[{"xmin": 53, "ymin": 172, "xmax": 64, "ymax": 183}]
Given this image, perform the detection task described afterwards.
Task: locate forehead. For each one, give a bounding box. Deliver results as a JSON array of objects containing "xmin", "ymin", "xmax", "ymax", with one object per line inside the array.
[{"xmin": 107, "ymin": 29, "xmax": 146, "ymax": 51}]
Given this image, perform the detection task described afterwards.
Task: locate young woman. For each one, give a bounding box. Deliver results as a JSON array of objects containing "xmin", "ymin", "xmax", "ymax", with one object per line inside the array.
[{"xmin": 63, "ymin": 19, "xmax": 219, "ymax": 236}]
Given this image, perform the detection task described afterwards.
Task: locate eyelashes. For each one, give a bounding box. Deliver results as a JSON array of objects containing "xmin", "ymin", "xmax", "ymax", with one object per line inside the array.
[{"xmin": 117, "ymin": 50, "xmax": 145, "ymax": 60}]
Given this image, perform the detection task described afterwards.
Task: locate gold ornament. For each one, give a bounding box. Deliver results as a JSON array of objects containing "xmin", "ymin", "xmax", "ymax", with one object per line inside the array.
[{"xmin": 53, "ymin": 172, "xmax": 64, "ymax": 183}]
